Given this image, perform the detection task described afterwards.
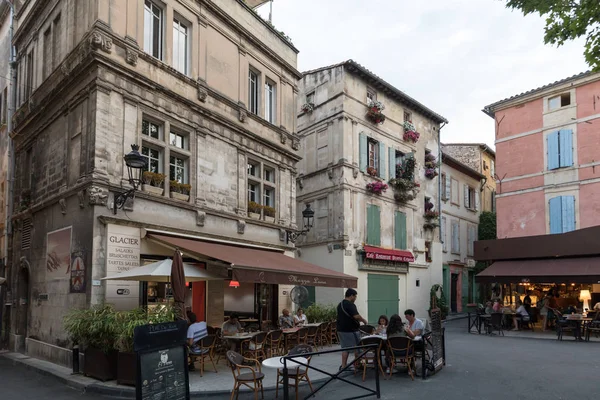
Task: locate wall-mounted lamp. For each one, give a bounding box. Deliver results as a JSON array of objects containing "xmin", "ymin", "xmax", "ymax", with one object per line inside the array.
[
  {"xmin": 286, "ymin": 204, "xmax": 315, "ymax": 243},
  {"xmin": 229, "ymin": 280, "xmax": 240, "ymax": 289},
  {"xmin": 113, "ymin": 144, "xmax": 148, "ymax": 214}
]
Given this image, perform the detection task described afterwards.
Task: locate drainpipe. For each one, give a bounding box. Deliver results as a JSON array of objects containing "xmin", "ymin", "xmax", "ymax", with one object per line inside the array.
[
  {"xmin": 437, "ymin": 122, "xmax": 446, "ymax": 245},
  {"xmin": 1, "ymin": 0, "xmax": 15, "ymax": 347}
]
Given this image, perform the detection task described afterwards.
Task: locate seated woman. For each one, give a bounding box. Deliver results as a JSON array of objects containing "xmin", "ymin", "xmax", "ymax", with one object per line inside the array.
[
  {"xmin": 484, "ymin": 301, "xmax": 494, "ymax": 315},
  {"xmin": 294, "ymin": 308, "xmax": 307, "ymax": 326},
  {"xmin": 375, "ymin": 315, "xmax": 389, "ymax": 335},
  {"xmin": 512, "ymin": 300, "xmax": 529, "ymax": 330},
  {"xmin": 386, "ymin": 314, "xmax": 407, "ymax": 339},
  {"xmin": 492, "ymin": 299, "xmax": 502, "ymax": 313}
]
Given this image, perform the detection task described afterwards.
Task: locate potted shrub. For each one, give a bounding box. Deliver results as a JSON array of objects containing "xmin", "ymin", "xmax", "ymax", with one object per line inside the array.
[
  {"xmin": 263, "ymin": 205, "xmax": 276, "ymax": 223},
  {"xmin": 429, "ymin": 284, "xmax": 448, "ymax": 319},
  {"xmin": 424, "ymin": 151, "xmax": 439, "ymax": 179},
  {"xmin": 423, "ymin": 210, "xmax": 440, "ymax": 230},
  {"xmin": 247, "ymin": 201, "xmax": 262, "ymax": 219},
  {"xmin": 301, "ymin": 102, "xmax": 314, "ymax": 113},
  {"xmin": 169, "ymin": 181, "xmax": 191, "ymax": 201},
  {"xmin": 142, "ymin": 171, "xmax": 165, "ymax": 196},
  {"xmin": 305, "ymin": 304, "xmax": 338, "ymax": 323},
  {"xmin": 63, "ymin": 304, "xmax": 119, "ymax": 381},
  {"xmin": 366, "ymin": 166, "xmax": 378, "ymax": 177},
  {"xmin": 114, "ymin": 306, "xmax": 176, "ymax": 386}
]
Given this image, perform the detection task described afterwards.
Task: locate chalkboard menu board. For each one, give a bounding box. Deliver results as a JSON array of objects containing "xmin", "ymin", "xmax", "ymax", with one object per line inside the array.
[
  {"xmin": 429, "ymin": 309, "xmax": 444, "ymax": 372},
  {"xmin": 134, "ymin": 321, "xmax": 190, "ymax": 400}
]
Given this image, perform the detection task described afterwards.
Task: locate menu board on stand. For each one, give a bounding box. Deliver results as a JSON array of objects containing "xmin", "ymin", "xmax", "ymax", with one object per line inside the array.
[
  {"xmin": 134, "ymin": 320, "xmax": 190, "ymax": 400},
  {"xmin": 429, "ymin": 308, "xmax": 445, "ymax": 374}
]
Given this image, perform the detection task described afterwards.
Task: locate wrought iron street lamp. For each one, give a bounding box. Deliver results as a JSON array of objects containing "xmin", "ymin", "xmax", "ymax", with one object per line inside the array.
[
  {"xmin": 113, "ymin": 144, "xmax": 147, "ymax": 214},
  {"xmin": 286, "ymin": 203, "xmax": 315, "ymax": 243}
]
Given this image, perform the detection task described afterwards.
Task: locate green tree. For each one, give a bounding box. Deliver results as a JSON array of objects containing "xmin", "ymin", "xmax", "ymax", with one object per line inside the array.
[
  {"xmin": 505, "ymin": 0, "xmax": 600, "ymax": 70},
  {"xmin": 478, "ymin": 211, "xmax": 497, "ymax": 241}
]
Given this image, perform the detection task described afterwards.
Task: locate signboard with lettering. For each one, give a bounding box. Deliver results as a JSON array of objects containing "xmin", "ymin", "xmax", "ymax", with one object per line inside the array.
[
  {"xmin": 359, "ymin": 260, "xmax": 409, "ymax": 274},
  {"xmin": 134, "ymin": 321, "xmax": 189, "ymax": 400},
  {"xmin": 364, "ymin": 251, "xmax": 414, "ymax": 263},
  {"xmin": 105, "ymin": 224, "xmax": 141, "ymax": 310},
  {"xmin": 429, "ymin": 309, "xmax": 445, "ymax": 373}
]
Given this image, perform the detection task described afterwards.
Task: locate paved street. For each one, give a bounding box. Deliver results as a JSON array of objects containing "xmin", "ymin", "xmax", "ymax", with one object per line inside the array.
[{"xmin": 2, "ymin": 320, "xmax": 600, "ymax": 400}]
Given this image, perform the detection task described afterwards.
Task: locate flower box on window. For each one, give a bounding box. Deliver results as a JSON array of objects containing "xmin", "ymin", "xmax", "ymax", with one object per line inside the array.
[
  {"xmin": 366, "ymin": 181, "xmax": 388, "ymax": 195},
  {"xmin": 142, "ymin": 172, "xmax": 165, "ymax": 196},
  {"xmin": 248, "ymin": 201, "xmax": 262, "ymax": 220},
  {"xmin": 424, "ymin": 150, "xmax": 439, "ymax": 179},
  {"xmin": 301, "ymin": 102, "xmax": 314, "ymax": 113},
  {"xmin": 402, "ymin": 121, "xmax": 420, "ymax": 143},
  {"xmin": 366, "ymin": 166, "xmax": 378, "ymax": 177},
  {"xmin": 389, "ymin": 154, "xmax": 419, "ymax": 203},
  {"xmin": 366, "ymin": 99, "xmax": 386, "ymax": 125},
  {"xmin": 263, "ymin": 206, "xmax": 276, "ymax": 223},
  {"xmin": 169, "ymin": 181, "xmax": 191, "ymax": 202}
]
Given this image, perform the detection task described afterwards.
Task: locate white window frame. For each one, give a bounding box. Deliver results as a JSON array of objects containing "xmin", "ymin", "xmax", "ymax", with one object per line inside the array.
[
  {"xmin": 170, "ymin": 131, "xmax": 186, "ymax": 149},
  {"xmin": 368, "ymin": 138, "xmax": 379, "ymax": 169},
  {"xmin": 144, "ymin": 0, "xmax": 163, "ymax": 60},
  {"xmin": 169, "ymin": 153, "xmax": 188, "ymax": 184},
  {"xmin": 172, "ymin": 17, "xmax": 189, "ymax": 75},
  {"xmin": 247, "ymin": 158, "xmax": 276, "ymax": 212},
  {"xmin": 548, "ymin": 92, "xmax": 571, "ymax": 111},
  {"xmin": 248, "ymin": 68, "xmax": 260, "ymax": 115},
  {"xmin": 142, "ymin": 145, "xmax": 163, "ymax": 174},
  {"xmin": 265, "ymin": 80, "xmax": 276, "ymax": 123},
  {"xmin": 142, "ymin": 119, "xmax": 162, "ymax": 140}
]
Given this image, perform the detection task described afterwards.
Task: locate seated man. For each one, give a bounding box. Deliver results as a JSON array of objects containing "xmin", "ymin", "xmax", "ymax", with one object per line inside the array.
[
  {"xmin": 279, "ymin": 309, "xmax": 295, "ymax": 329},
  {"xmin": 512, "ymin": 300, "xmax": 529, "ymax": 330},
  {"xmin": 222, "ymin": 313, "xmax": 243, "ymax": 350},
  {"xmin": 187, "ymin": 313, "xmax": 208, "ymax": 371},
  {"xmin": 403, "ymin": 309, "xmax": 424, "ymax": 339}
]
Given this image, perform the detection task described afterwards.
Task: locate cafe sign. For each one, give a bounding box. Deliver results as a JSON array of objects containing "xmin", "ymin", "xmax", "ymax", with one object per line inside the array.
[{"xmin": 365, "ymin": 252, "xmax": 414, "ymax": 263}]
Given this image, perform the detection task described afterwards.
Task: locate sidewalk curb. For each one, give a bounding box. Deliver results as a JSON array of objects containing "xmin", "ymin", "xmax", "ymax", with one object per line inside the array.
[{"xmin": 1, "ymin": 351, "xmax": 336, "ymax": 399}]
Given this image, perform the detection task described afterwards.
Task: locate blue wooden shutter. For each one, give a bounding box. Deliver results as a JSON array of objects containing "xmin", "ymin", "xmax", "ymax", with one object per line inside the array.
[
  {"xmin": 359, "ymin": 133, "xmax": 368, "ymax": 172},
  {"xmin": 394, "ymin": 211, "xmax": 407, "ymax": 249},
  {"xmin": 388, "ymin": 147, "xmax": 395, "ymax": 180},
  {"xmin": 547, "ymin": 131, "xmax": 560, "ymax": 170},
  {"xmin": 367, "ymin": 204, "xmax": 381, "ymax": 246},
  {"xmin": 561, "ymin": 195, "xmax": 576, "ymax": 233},
  {"xmin": 379, "ymin": 141, "xmax": 386, "ymax": 178},
  {"xmin": 549, "ymin": 197, "xmax": 562, "ymax": 234},
  {"xmin": 559, "ymin": 129, "xmax": 574, "ymax": 167}
]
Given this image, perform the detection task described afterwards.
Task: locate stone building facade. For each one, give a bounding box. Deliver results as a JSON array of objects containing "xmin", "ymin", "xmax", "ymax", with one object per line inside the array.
[
  {"xmin": 5, "ymin": 0, "xmax": 302, "ymax": 357},
  {"xmin": 296, "ymin": 60, "xmax": 447, "ymax": 321},
  {"xmin": 440, "ymin": 150, "xmax": 484, "ymax": 313},
  {"xmin": 442, "ymin": 143, "xmax": 496, "ymax": 213}
]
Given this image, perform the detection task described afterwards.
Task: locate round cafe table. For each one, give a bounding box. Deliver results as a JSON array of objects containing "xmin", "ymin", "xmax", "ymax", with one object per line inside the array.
[{"xmin": 262, "ymin": 356, "xmax": 308, "ymax": 370}]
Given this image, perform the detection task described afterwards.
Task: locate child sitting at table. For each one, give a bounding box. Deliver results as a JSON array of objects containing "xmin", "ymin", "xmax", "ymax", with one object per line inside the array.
[{"xmin": 375, "ymin": 315, "xmax": 389, "ymax": 335}]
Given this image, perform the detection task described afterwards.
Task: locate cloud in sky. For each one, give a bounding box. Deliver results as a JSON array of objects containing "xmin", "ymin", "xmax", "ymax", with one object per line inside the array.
[{"xmin": 256, "ymin": 0, "xmax": 588, "ymax": 148}]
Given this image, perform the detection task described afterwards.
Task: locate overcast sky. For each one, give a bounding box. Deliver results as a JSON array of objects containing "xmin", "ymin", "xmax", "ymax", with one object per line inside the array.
[{"xmin": 255, "ymin": 0, "xmax": 588, "ymax": 148}]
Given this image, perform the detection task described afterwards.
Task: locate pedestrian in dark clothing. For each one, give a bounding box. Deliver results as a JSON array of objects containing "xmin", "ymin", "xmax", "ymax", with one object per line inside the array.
[{"xmin": 337, "ymin": 288, "xmax": 368, "ymax": 371}]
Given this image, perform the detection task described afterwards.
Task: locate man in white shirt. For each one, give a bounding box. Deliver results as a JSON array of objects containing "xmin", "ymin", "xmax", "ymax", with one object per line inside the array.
[
  {"xmin": 513, "ymin": 300, "xmax": 529, "ymax": 330},
  {"xmin": 403, "ymin": 309, "xmax": 424, "ymax": 339},
  {"xmin": 187, "ymin": 313, "xmax": 208, "ymax": 371}
]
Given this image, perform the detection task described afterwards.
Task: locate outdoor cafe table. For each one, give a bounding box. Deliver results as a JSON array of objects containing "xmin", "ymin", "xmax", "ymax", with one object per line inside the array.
[
  {"xmin": 223, "ymin": 332, "xmax": 260, "ymax": 350},
  {"xmin": 562, "ymin": 317, "xmax": 593, "ymax": 341},
  {"xmin": 262, "ymin": 356, "xmax": 308, "ymax": 371}
]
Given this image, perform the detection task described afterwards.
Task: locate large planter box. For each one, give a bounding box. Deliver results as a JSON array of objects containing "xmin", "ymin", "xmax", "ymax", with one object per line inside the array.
[
  {"xmin": 117, "ymin": 351, "xmax": 136, "ymax": 386},
  {"xmin": 84, "ymin": 347, "xmax": 118, "ymax": 381},
  {"xmin": 142, "ymin": 184, "xmax": 164, "ymax": 196},
  {"xmin": 264, "ymin": 216, "xmax": 275, "ymax": 223},
  {"xmin": 249, "ymin": 212, "xmax": 261, "ymax": 220},
  {"xmin": 170, "ymin": 191, "xmax": 190, "ymax": 202}
]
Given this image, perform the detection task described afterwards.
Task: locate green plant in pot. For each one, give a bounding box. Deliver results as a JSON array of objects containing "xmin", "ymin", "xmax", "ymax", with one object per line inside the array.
[
  {"xmin": 63, "ymin": 304, "xmax": 119, "ymax": 381},
  {"xmin": 305, "ymin": 303, "xmax": 337, "ymax": 323},
  {"xmin": 429, "ymin": 284, "xmax": 449, "ymax": 319}
]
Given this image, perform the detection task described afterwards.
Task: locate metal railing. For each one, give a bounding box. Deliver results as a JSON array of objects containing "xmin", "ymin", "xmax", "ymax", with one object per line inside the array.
[{"xmin": 282, "ymin": 344, "xmax": 381, "ymax": 400}]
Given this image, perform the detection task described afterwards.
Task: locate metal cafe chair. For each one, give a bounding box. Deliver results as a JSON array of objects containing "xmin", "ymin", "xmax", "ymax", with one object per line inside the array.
[
  {"xmin": 226, "ymin": 351, "xmax": 264, "ymax": 400},
  {"xmin": 275, "ymin": 345, "xmax": 314, "ymax": 399},
  {"xmin": 358, "ymin": 336, "xmax": 386, "ymax": 382},
  {"xmin": 386, "ymin": 336, "xmax": 415, "ymax": 381}
]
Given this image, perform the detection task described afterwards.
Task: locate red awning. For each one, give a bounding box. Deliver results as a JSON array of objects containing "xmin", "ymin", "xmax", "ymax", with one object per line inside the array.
[
  {"xmin": 363, "ymin": 246, "xmax": 415, "ymax": 263},
  {"xmin": 476, "ymin": 257, "xmax": 600, "ymax": 284},
  {"xmin": 147, "ymin": 234, "xmax": 358, "ymax": 288}
]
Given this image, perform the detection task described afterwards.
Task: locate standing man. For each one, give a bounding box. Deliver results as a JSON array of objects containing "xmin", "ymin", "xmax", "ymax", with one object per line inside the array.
[{"xmin": 337, "ymin": 289, "xmax": 368, "ymax": 371}]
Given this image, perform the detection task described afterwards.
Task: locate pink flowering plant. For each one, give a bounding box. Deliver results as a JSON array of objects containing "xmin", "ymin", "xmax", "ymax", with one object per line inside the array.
[
  {"xmin": 424, "ymin": 150, "xmax": 439, "ymax": 179},
  {"xmin": 424, "ymin": 210, "xmax": 439, "ymax": 220},
  {"xmin": 366, "ymin": 99, "xmax": 386, "ymax": 125},
  {"xmin": 366, "ymin": 181, "xmax": 389, "ymax": 195},
  {"xmin": 402, "ymin": 120, "xmax": 420, "ymax": 143}
]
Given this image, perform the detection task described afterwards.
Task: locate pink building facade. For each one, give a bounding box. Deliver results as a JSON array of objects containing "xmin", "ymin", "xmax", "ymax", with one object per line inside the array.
[{"xmin": 484, "ymin": 72, "xmax": 600, "ymax": 239}]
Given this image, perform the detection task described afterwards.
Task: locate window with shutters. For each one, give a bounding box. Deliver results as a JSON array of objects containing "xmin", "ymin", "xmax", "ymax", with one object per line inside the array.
[
  {"xmin": 366, "ymin": 204, "xmax": 381, "ymax": 246},
  {"xmin": 548, "ymin": 195, "xmax": 576, "ymax": 234},
  {"xmin": 451, "ymin": 220, "xmax": 460, "ymax": 254},
  {"xmin": 394, "ymin": 211, "xmax": 407, "ymax": 249},
  {"xmin": 368, "ymin": 138, "xmax": 379, "ymax": 169},
  {"xmin": 490, "ymin": 160, "xmax": 495, "ymax": 179},
  {"xmin": 441, "ymin": 216, "xmax": 447, "ymax": 252},
  {"xmin": 464, "ymin": 185, "xmax": 479, "ymax": 211},
  {"xmin": 360, "ymin": 134, "xmax": 386, "ymax": 178},
  {"xmin": 395, "ymin": 150, "xmax": 405, "ymax": 178},
  {"xmin": 441, "ymin": 173, "xmax": 450, "ymax": 200},
  {"xmin": 548, "ymin": 93, "xmax": 571, "ymax": 111},
  {"xmin": 367, "ymin": 87, "xmax": 376, "ymax": 103},
  {"xmin": 451, "ymin": 179, "xmax": 459, "ymax": 205},
  {"xmin": 546, "ymin": 129, "xmax": 573, "ymax": 170},
  {"xmin": 467, "ymin": 224, "xmax": 476, "ymax": 257}
]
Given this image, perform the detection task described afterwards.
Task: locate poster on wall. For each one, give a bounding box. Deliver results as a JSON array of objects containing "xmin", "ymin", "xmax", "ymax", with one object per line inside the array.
[
  {"xmin": 70, "ymin": 252, "xmax": 86, "ymax": 293},
  {"xmin": 46, "ymin": 227, "xmax": 72, "ymax": 280},
  {"xmin": 105, "ymin": 224, "xmax": 141, "ymax": 310}
]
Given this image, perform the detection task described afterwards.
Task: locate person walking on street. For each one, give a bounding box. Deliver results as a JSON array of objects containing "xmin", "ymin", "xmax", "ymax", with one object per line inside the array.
[{"xmin": 337, "ymin": 288, "xmax": 368, "ymax": 371}]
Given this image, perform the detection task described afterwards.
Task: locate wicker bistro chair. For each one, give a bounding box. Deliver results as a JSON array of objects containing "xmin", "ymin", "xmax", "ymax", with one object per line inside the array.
[
  {"xmin": 358, "ymin": 336, "xmax": 386, "ymax": 382},
  {"xmin": 276, "ymin": 345, "xmax": 314, "ymax": 399},
  {"xmin": 359, "ymin": 325, "xmax": 376, "ymax": 336},
  {"xmin": 329, "ymin": 323, "xmax": 338, "ymax": 345},
  {"xmin": 189, "ymin": 334, "xmax": 218, "ymax": 377},
  {"xmin": 286, "ymin": 327, "xmax": 308, "ymax": 351},
  {"xmin": 265, "ymin": 330, "xmax": 284, "ymax": 358},
  {"xmin": 226, "ymin": 351, "xmax": 265, "ymax": 400},
  {"xmin": 386, "ymin": 336, "xmax": 415, "ymax": 381},
  {"xmin": 556, "ymin": 318, "xmax": 577, "ymax": 341},
  {"xmin": 486, "ymin": 313, "xmax": 504, "ymax": 336},
  {"xmin": 306, "ymin": 326, "xmax": 320, "ymax": 351},
  {"xmin": 585, "ymin": 312, "xmax": 600, "ymax": 341},
  {"xmin": 317, "ymin": 323, "xmax": 329, "ymax": 347},
  {"xmin": 242, "ymin": 331, "xmax": 268, "ymax": 361}
]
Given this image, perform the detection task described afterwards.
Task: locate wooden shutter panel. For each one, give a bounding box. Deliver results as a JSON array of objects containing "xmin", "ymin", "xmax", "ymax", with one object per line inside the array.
[
  {"xmin": 559, "ymin": 129, "xmax": 574, "ymax": 167},
  {"xmin": 463, "ymin": 185, "xmax": 469, "ymax": 208},
  {"xmin": 359, "ymin": 133, "xmax": 368, "ymax": 172},
  {"xmin": 475, "ymin": 190, "xmax": 480, "ymax": 211},
  {"xmin": 547, "ymin": 131, "xmax": 560, "ymax": 170},
  {"xmin": 461, "ymin": 270, "xmax": 470, "ymax": 310},
  {"xmin": 367, "ymin": 204, "xmax": 381, "ymax": 246},
  {"xmin": 561, "ymin": 195, "xmax": 576, "ymax": 233},
  {"xmin": 388, "ymin": 147, "xmax": 395, "ymax": 180},
  {"xmin": 445, "ymin": 175, "xmax": 451, "ymax": 200},
  {"xmin": 379, "ymin": 141, "xmax": 386, "ymax": 178},
  {"xmin": 394, "ymin": 211, "xmax": 407, "ymax": 249},
  {"xmin": 441, "ymin": 217, "xmax": 447, "ymax": 252},
  {"xmin": 549, "ymin": 197, "xmax": 562, "ymax": 234}
]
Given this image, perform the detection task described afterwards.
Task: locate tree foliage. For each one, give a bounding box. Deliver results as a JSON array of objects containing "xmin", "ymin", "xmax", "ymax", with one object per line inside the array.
[
  {"xmin": 478, "ymin": 211, "xmax": 497, "ymax": 241},
  {"xmin": 505, "ymin": 0, "xmax": 600, "ymax": 70}
]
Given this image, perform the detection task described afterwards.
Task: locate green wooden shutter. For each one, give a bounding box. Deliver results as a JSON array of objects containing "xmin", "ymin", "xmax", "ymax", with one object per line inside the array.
[
  {"xmin": 379, "ymin": 141, "xmax": 386, "ymax": 178},
  {"xmin": 388, "ymin": 147, "xmax": 395, "ymax": 180},
  {"xmin": 394, "ymin": 211, "xmax": 407, "ymax": 249},
  {"xmin": 367, "ymin": 204, "xmax": 381, "ymax": 246},
  {"xmin": 367, "ymin": 274, "xmax": 399, "ymax": 324},
  {"xmin": 359, "ymin": 133, "xmax": 368, "ymax": 172},
  {"xmin": 461, "ymin": 270, "xmax": 469, "ymax": 311}
]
